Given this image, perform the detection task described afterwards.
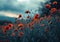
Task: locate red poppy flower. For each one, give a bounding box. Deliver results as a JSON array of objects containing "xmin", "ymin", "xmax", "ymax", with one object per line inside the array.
[
  {"xmin": 34, "ymin": 14, "xmax": 39, "ymax": 20},
  {"xmin": 2, "ymin": 26, "xmax": 6, "ymax": 29},
  {"xmin": 3, "ymin": 26, "xmax": 10, "ymax": 30},
  {"xmin": 53, "ymin": 1, "xmax": 57, "ymax": 5},
  {"xmin": 5, "ymin": 26, "xmax": 10, "ymax": 30},
  {"xmin": 45, "ymin": 4, "xmax": 51, "ymax": 8},
  {"xmin": 18, "ymin": 32, "xmax": 24, "ymax": 37},
  {"xmin": 50, "ymin": 8, "xmax": 56, "ymax": 13},
  {"xmin": 14, "ymin": 29, "xmax": 18, "ymax": 32},
  {"xmin": 8, "ymin": 23, "xmax": 13, "ymax": 27},
  {"xmin": 18, "ymin": 24, "xmax": 24, "ymax": 27},
  {"xmin": 19, "ymin": 27, "xmax": 23, "ymax": 30}
]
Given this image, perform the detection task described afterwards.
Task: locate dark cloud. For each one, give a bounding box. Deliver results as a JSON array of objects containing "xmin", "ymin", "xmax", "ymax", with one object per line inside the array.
[
  {"xmin": 0, "ymin": 0, "xmax": 24, "ymax": 13},
  {"xmin": 0, "ymin": 0, "xmax": 49, "ymax": 13}
]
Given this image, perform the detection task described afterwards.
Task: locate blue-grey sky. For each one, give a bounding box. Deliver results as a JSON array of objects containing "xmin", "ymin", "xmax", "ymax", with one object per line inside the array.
[{"xmin": 0, "ymin": 0, "xmax": 49, "ymax": 20}]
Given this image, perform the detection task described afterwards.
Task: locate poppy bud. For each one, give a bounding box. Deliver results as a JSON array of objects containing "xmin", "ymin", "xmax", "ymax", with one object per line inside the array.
[
  {"xmin": 25, "ymin": 10, "xmax": 30, "ymax": 14},
  {"xmin": 18, "ymin": 14, "xmax": 22, "ymax": 18}
]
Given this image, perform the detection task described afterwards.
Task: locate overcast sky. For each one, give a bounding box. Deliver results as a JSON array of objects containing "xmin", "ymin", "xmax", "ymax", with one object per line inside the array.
[{"xmin": 0, "ymin": 0, "xmax": 49, "ymax": 21}]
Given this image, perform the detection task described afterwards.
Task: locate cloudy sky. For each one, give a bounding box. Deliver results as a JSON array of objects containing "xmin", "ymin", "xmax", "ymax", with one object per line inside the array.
[{"xmin": 0, "ymin": 0, "xmax": 49, "ymax": 21}]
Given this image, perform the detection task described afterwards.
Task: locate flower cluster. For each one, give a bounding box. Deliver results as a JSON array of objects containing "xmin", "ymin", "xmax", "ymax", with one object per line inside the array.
[{"xmin": 0, "ymin": 0, "xmax": 60, "ymax": 42}]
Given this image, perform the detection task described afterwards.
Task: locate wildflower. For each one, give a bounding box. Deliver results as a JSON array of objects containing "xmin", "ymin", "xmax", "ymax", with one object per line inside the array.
[
  {"xmin": 18, "ymin": 24, "xmax": 24, "ymax": 27},
  {"xmin": 45, "ymin": 4, "xmax": 51, "ymax": 8},
  {"xmin": 53, "ymin": 1, "xmax": 57, "ymax": 5},
  {"xmin": 33, "ymin": 14, "xmax": 39, "ymax": 20},
  {"xmin": 8, "ymin": 23, "xmax": 13, "ymax": 27},
  {"xmin": 14, "ymin": 29, "xmax": 18, "ymax": 32},
  {"xmin": 50, "ymin": 8, "xmax": 57, "ymax": 13},
  {"xmin": 5, "ymin": 26, "xmax": 10, "ymax": 30},
  {"xmin": 18, "ymin": 32, "xmax": 24, "ymax": 37},
  {"xmin": 19, "ymin": 27, "xmax": 23, "ymax": 30}
]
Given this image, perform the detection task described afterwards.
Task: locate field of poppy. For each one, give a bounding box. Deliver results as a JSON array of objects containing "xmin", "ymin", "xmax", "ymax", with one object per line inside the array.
[{"xmin": 0, "ymin": 0, "xmax": 60, "ymax": 42}]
